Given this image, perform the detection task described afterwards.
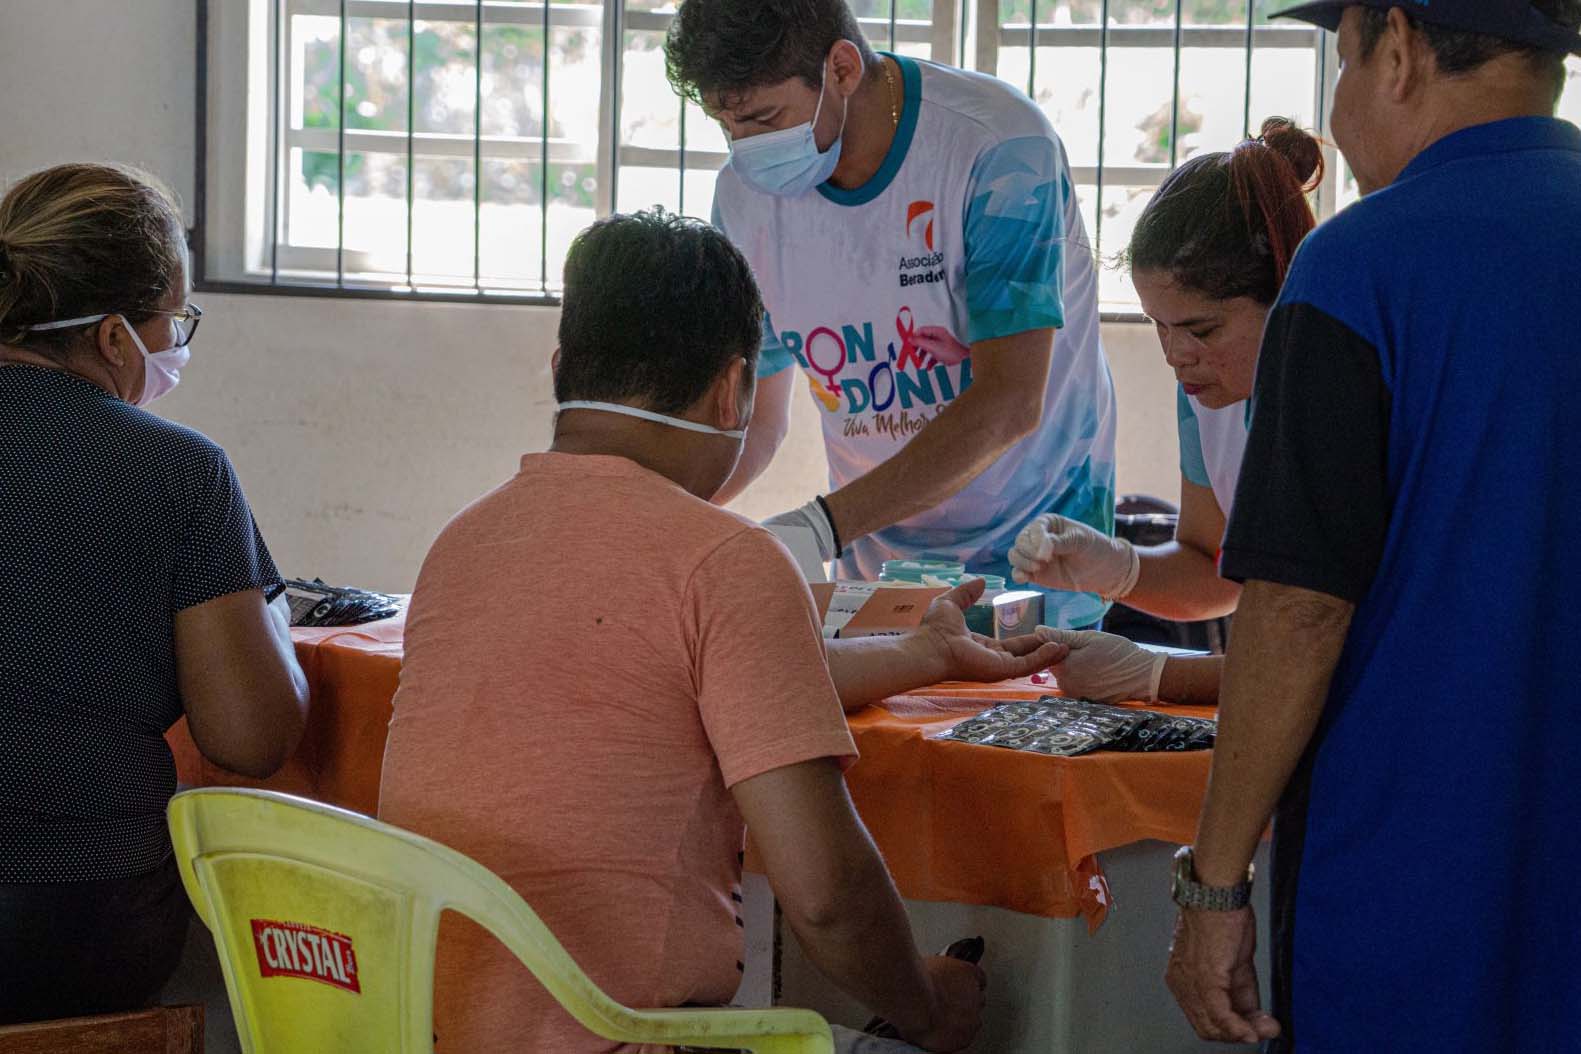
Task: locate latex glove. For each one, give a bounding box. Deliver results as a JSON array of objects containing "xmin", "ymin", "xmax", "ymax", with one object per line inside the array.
[
  {"xmin": 1008, "ymin": 514, "xmax": 1140, "ymax": 600},
  {"xmin": 763, "ymin": 498, "xmax": 839, "ymax": 562},
  {"xmin": 1034, "ymin": 628, "xmax": 1168, "ymax": 704}
]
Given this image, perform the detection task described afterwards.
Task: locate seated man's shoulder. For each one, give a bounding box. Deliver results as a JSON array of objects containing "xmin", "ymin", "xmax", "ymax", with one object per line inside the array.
[
  {"xmin": 677, "ymin": 503, "xmax": 797, "ymax": 574},
  {"xmin": 443, "ymin": 463, "xmax": 785, "ymax": 573}
]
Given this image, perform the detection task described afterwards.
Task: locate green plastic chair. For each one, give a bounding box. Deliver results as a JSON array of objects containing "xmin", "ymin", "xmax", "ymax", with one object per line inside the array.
[{"xmin": 168, "ymin": 788, "xmax": 834, "ymax": 1053}]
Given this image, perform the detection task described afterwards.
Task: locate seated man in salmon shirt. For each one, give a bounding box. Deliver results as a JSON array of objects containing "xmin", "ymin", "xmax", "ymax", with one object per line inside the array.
[{"xmin": 377, "ymin": 209, "xmax": 1067, "ymax": 1054}]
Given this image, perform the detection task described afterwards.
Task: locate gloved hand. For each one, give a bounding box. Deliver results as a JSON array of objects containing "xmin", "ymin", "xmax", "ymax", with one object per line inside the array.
[
  {"xmin": 1034, "ymin": 628, "xmax": 1168, "ymax": 704},
  {"xmin": 1009, "ymin": 514, "xmax": 1140, "ymax": 600},
  {"xmin": 763, "ymin": 498, "xmax": 840, "ymax": 562}
]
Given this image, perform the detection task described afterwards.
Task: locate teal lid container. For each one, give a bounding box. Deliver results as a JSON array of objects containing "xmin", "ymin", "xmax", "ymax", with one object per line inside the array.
[
  {"xmin": 921, "ymin": 573, "xmax": 1007, "ymax": 591},
  {"xmin": 879, "ymin": 559, "xmax": 966, "ymax": 583}
]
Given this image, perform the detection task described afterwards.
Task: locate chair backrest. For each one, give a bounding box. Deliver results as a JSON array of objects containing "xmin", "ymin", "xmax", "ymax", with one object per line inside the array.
[
  {"xmin": 167, "ymin": 788, "xmax": 832, "ymax": 1054},
  {"xmin": 0, "ymin": 1006, "xmax": 203, "ymax": 1054}
]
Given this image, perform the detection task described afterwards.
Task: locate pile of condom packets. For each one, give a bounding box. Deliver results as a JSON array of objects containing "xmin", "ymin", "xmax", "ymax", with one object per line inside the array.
[{"xmin": 935, "ymin": 697, "xmax": 1216, "ymax": 757}]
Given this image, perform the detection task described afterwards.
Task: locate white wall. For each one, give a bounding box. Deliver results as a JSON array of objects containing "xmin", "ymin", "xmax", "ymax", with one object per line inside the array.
[{"xmin": 0, "ymin": 0, "xmax": 1180, "ymax": 592}]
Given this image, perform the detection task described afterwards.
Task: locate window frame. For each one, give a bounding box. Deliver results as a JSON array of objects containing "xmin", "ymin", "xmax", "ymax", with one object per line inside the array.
[{"xmin": 194, "ymin": 0, "xmax": 1335, "ymax": 314}]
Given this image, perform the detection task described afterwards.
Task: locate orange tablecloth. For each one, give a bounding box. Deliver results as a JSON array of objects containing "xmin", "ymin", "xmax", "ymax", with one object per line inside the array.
[
  {"xmin": 167, "ymin": 618, "xmax": 405, "ymax": 816},
  {"xmin": 167, "ymin": 621, "xmax": 1214, "ymax": 927},
  {"xmin": 841, "ymin": 682, "xmax": 1215, "ymax": 928}
]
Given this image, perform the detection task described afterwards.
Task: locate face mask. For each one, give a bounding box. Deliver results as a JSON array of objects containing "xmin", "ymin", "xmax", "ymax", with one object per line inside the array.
[
  {"xmin": 557, "ymin": 401, "xmax": 748, "ymax": 440},
  {"xmin": 26, "ymin": 312, "xmax": 190, "ymax": 407},
  {"xmin": 727, "ymin": 62, "xmax": 848, "ymax": 198}
]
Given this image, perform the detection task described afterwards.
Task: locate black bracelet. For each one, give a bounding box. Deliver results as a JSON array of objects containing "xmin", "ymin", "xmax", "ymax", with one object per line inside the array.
[{"xmin": 814, "ymin": 494, "xmax": 843, "ymax": 560}]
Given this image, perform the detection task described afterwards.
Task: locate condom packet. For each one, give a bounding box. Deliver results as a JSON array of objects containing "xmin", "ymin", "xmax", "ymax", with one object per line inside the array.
[
  {"xmin": 284, "ymin": 578, "xmax": 404, "ymax": 627},
  {"xmin": 935, "ymin": 697, "xmax": 1215, "ymax": 756}
]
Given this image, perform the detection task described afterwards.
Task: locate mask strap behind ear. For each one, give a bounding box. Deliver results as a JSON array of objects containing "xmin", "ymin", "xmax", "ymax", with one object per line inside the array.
[{"xmin": 24, "ymin": 313, "xmax": 110, "ymax": 332}]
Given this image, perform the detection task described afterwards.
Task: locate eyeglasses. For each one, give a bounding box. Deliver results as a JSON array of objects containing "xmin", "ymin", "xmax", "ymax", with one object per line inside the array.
[
  {"xmin": 24, "ymin": 302, "xmax": 204, "ymax": 347},
  {"xmin": 148, "ymin": 303, "xmax": 203, "ymax": 347}
]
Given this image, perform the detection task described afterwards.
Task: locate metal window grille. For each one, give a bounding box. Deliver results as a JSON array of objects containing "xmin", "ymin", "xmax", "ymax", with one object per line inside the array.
[
  {"xmin": 977, "ymin": 0, "xmax": 1334, "ymax": 311},
  {"xmin": 197, "ymin": 0, "xmax": 1335, "ymax": 311},
  {"xmin": 199, "ymin": 0, "xmax": 963, "ymax": 304}
]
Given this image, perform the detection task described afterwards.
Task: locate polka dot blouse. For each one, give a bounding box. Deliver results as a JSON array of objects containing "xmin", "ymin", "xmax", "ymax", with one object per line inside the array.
[{"xmin": 0, "ymin": 365, "xmax": 283, "ymax": 884}]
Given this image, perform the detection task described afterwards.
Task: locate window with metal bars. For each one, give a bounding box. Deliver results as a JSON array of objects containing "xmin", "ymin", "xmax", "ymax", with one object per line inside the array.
[
  {"xmin": 196, "ymin": 0, "xmax": 962, "ymax": 306},
  {"xmin": 195, "ymin": 1, "xmax": 1581, "ymax": 312},
  {"xmin": 983, "ymin": 0, "xmax": 1337, "ymax": 309}
]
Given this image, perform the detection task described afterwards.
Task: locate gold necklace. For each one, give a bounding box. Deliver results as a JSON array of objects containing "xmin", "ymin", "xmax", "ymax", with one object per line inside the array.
[{"xmin": 882, "ymin": 59, "xmax": 899, "ymax": 128}]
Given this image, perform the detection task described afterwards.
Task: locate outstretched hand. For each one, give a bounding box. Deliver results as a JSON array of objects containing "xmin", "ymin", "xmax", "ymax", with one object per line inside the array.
[{"xmin": 919, "ymin": 579, "xmax": 1069, "ymax": 684}]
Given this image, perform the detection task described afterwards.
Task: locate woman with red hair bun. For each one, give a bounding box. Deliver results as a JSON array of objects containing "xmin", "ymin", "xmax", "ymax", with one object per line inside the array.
[{"xmin": 1010, "ymin": 118, "xmax": 1325, "ymax": 706}]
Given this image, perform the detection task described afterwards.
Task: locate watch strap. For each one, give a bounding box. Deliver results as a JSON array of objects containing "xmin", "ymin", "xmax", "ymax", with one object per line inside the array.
[{"xmin": 1172, "ymin": 846, "xmax": 1254, "ymax": 911}]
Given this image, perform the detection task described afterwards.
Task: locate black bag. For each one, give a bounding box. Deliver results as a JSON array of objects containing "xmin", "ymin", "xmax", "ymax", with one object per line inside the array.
[
  {"xmin": 1102, "ymin": 495, "xmax": 1231, "ymax": 655},
  {"xmin": 283, "ymin": 578, "xmax": 403, "ymax": 627}
]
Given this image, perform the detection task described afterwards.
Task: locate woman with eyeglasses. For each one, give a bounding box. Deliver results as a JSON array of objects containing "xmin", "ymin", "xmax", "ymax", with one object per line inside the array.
[{"xmin": 0, "ymin": 163, "xmax": 309, "ymax": 1024}]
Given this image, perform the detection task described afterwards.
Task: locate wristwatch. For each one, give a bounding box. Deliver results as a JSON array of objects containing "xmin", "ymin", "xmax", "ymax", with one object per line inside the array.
[{"xmin": 1171, "ymin": 846, "xmax": 1254, "ymax": 911}]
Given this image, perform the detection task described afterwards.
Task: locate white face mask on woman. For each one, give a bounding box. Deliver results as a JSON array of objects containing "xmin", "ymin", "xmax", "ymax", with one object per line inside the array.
[{"xmin": 25, "ymin": 313, "xmax": 190, "ymax": 407}]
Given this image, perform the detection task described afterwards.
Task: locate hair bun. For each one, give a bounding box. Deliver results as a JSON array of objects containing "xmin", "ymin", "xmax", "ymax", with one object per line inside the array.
[{"xmin": 1259, "ymin": 117, "xmax": 1324, "ymax": 191}]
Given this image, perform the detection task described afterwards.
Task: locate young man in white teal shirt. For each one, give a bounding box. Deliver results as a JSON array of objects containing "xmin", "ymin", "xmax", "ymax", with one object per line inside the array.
[{"xmin": 666, "ymin": 0, "xmax": 1118, "ymax": 628}]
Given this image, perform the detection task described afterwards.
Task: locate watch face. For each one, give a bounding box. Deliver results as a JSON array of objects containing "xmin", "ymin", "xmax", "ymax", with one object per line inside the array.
[{"xmin": 1171, "ymin": 847, "xmax": 1193, "ymax": 899}]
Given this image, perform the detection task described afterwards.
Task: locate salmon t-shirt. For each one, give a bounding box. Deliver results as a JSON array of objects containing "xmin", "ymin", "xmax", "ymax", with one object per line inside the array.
[{"xmin": 377, "ymin": 453, "xmax": 857, "ymax": 1054}]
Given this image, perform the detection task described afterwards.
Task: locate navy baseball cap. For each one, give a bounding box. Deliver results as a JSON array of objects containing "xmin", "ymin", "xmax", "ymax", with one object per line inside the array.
[{"xmin": 1274, "ymin": 0, "xmax": 1581, "ymax": 55}]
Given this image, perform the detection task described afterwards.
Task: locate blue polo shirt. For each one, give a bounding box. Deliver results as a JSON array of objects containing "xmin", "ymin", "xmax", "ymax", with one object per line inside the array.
[{"xmin": 1221, "ymin": 117, "xmax": 1581, "ymax": 1052}]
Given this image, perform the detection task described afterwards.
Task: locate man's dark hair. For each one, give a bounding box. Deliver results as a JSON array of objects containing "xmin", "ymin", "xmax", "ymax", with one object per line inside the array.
[
  {"xmin": 554, "ymin": 208, "xmax": 763, "ymax": 414},
  {"xmin": 1359, "ymin": 1, "xmax": 1581, "ymax": 99},
  {"xmin": 664, "ymin": 0, "xmax": 877, "ymax": 108}
]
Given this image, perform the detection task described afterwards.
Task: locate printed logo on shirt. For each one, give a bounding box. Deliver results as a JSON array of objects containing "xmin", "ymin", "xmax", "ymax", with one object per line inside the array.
[
  {"xmin": 899, "ymin": 201, "xmax": 945, "ymax": 289},
  {"xmin": 251, "ymin": 918, "xmax": 362, "ymax": 994},
  {"xmin": 905, "ymin": 200, "xmax": 935, "ymax": 250},
  {"xmin": 781, "ymin": 309, "xmax": 973, "ymax": 438}
]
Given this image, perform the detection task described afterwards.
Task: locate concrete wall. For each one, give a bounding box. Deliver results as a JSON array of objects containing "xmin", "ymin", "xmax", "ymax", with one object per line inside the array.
[{"xmin": 0, "ymin": 0, "xmax": 1180, "ymax": 592}]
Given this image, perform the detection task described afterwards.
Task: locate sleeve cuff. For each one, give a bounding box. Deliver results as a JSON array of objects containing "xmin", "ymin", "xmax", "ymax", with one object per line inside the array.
[
  {"xmin": 756, "ymin": 345, "xmax": 797, "ymax": 378},
  {"xmin": 720, "ymin": 731, "xmax": 860, "ymax": 790},
  {"xmin": 1218, "ymin": 546, "xmax": 1368, "ymax": 605},
  {"xmin": 966, "ymin": 307, "xmax": 1065, "ymax": 346}
]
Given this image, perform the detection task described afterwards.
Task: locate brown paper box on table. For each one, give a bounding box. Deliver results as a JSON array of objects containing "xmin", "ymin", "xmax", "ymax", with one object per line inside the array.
[{"xmin": 809, "ymin": 583, "xmax": 948, "ymax": 638}]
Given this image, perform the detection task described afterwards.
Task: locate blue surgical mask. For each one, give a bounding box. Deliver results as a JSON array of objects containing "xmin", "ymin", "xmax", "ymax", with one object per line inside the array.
[
  {"xmin": 727, "ymin": 64, "xmax": 848, "ymax": 198},
  {"xmin": 557, "ymin": 401, "xmax": 748, "ymax": 440}
]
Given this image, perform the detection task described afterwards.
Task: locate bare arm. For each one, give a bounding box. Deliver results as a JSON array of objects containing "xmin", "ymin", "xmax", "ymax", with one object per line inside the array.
[
  {"xmin": 1190, "ymin": 580, "xmax": 1353, "ymax": 885},
  {"xmin": 734, "ymin": 758, "xmax": 983, "ymax": 1050},
  {"xmin": 175, "ymin": 590, "xmax": 309, "ymax": 778},
  {"xmin": 1156, "ymin": 655, "xmax": 1227, "ymax": 707},
  {"xmin": 823, "ymin": 329, "xmax": 1054, "ymax": 544},
  {"xmin": 1123, "ymin": 478, "xmax": 1243, "ymax": 622},
  {"xmin": 825, "ymin": 634, "xmax": 948, "ymax": 714},
  {"xmin": 714, "ymin": 367, "xmax": 796, "ymax": 507}
]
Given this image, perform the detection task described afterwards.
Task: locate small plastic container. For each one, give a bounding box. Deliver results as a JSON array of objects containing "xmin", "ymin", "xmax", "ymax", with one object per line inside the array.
[
  {"xmin": 879, "ymin": 559, "xmax": 966, "ymax": 584},
  {"xmin": 880, "ymin": 560, "xmax": 968, "ymax": 582},
  {"xmin": 918, "ymin": 573, "xmax": 1007, "ymax": 592}
]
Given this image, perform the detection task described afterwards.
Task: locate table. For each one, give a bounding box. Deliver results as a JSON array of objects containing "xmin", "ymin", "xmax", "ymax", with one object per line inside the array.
[
  {"xmin": 167, "ymin": 617, "xmax": 1214, "ymax": 929},
  {"xmin": 839, "ymin": 686, "xmax": 1216, "ymax": 929},
  {"xmin": 166, "ymin": 618, "xmax": 1251, "ymax": 1054},
  {"xmin": 167, "ymin": 618, "xmax": 404, "ymax": 816}
]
